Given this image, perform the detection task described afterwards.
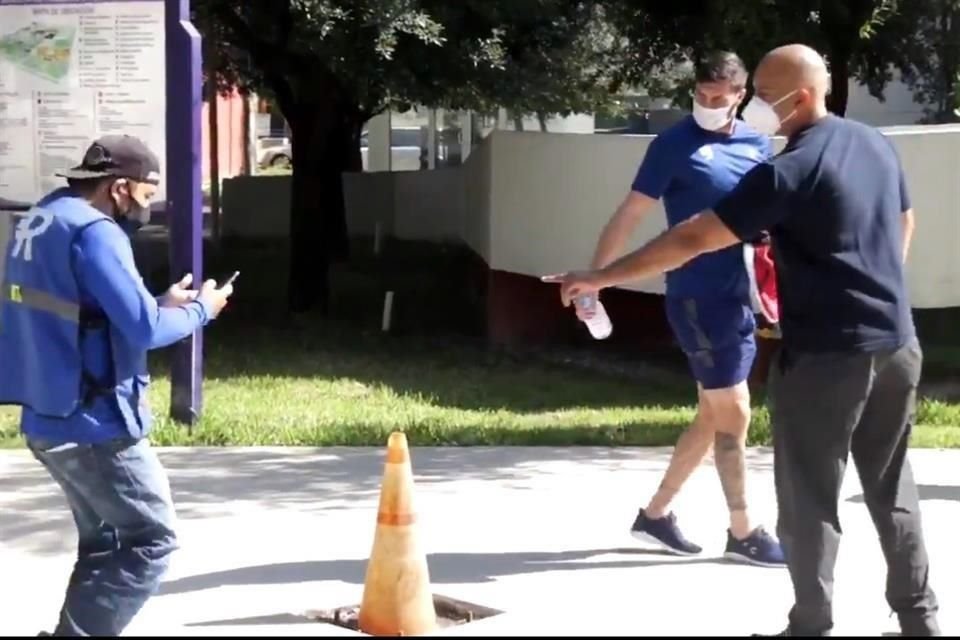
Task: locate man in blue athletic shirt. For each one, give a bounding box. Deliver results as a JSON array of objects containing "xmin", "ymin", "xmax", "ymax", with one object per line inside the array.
[
  {"xmin": 0, "ymin": 136, "xmax": 233, "ymax": 636},
  {"xmin": 583, "ymin": 51, "xmax": 784, "ymax": 566}
]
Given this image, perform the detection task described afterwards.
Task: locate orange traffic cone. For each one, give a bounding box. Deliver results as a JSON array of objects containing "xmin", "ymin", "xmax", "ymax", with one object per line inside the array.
[{"xmin": 358, "ymin": 432, "xmax": 438, "ymax": 636}]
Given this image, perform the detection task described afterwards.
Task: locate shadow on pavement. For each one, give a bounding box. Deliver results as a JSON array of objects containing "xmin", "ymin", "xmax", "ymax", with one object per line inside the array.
[
  {"xmin": 186, "ymin": 613, "xmax": 317, "ymax": 627},
  {"xmin": 1, "ymin": 446, "xmax": 774, "ymax": 556},
  {"xmin": 159, "ymin": 548, "xmax": 733, "ymax": 597}
]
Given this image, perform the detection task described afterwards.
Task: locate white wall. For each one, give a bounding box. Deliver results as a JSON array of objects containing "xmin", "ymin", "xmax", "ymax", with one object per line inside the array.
[
  {"xmin": 882, "ymin": 125, "xmax": 960, "ymax": 307},
  {"xmin": 461, "ymin": 136, "xmax": 492, "ymax": 262},
  {"xmin": 482, "ymin": 127, "xmax": 960, "ymax": 308},
  {"xmin": 393, "ymin": 168, "xmax": 463, "ymax": 241},
  {"xmin": 220, "ymin": 124, "xmax": 960, "ymax": 309},
  {"xmin": 221, "ymin": 175, "xmax": 291, "ymax": 239},
  {"xmin": 488, "ymin": 132, "xmax": 668, "ymax": 294},
  {"xmin": 222, "ymin": 168, "xmax": 463, "ymax": 243}
]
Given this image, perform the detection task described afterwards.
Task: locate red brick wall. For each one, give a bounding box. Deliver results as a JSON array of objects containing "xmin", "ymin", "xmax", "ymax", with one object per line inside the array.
[{"xmin": 201, "ymin": 89, "xmax": 247, "ymax": 183}]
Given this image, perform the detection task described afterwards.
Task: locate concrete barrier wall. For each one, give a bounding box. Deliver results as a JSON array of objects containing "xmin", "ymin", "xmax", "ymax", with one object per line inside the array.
[
  {"xmin": 344, "ymin": 171, "xmax": 395, "ymax": 237},
  {"xmin": 393, "ymin": 167, "xmax": 463, "ymax": 241},
  {"xmin": 220, "ymin": 124, "xmax": 960, "ymax": 309},
  {"xmin": 224, "ymin": 166, "xmax": 463, "ymax": 243},
  {"xmin": 460, "ymin": 137, "xmax": 492, "ymax": 262},
  {"xmin": 882, "ymin": 125, "xmax": 960, "ymax": 308},
  {"xmin": 487, "ymin": 131, "xmax": 669, "ymax": 295},
  {"xmin": 221, "ymin": 175, "xmax": 292, "ymax": 239},
  {"xmin": 484, "ymin": 126, "xmax": 960, "ymax": 308}
]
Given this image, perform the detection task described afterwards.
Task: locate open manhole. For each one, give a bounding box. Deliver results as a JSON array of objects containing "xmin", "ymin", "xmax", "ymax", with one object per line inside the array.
[{"xmin": 308, "ymin": 594, "xmax": 502, "ymax": 633}]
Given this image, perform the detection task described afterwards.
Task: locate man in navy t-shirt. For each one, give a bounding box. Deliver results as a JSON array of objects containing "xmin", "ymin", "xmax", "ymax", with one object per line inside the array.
[
  {"xmin": 584, "ymin": 51, "xmax": 784, "ymax": 566},
  {"xmin": 545, "ymin": 44, "xmax": 938, "ymax": 636}
]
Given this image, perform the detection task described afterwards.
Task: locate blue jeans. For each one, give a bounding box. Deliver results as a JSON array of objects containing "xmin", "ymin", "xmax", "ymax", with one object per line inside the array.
[{"xmin": 27, "ymin": 437, "xmax": 178, "ymax": 636}]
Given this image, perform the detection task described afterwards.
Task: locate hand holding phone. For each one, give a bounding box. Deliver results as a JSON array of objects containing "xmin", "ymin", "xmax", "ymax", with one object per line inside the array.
[
  {"xmin": 199, "ymin": 273, "xmax": 237, "ymax": 319},
  {"xmin": 221, "ymin": 270, "xmax": 240, "ymax": 288}
]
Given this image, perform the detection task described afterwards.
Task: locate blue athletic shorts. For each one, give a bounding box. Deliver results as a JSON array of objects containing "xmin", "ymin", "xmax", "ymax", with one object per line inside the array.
[{"xmin": 664, "ymin": 296, "xmax": 757, "ymax": 390}]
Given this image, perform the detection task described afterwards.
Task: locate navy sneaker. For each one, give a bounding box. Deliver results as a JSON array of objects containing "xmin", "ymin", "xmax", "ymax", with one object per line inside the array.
[
  {"xmin": 724, "ymin": 526, "xmax": 786, "ymax": 567},
  {"xmin": 629, "ymin": 509, "xmax": 702, "ymax": 556}
]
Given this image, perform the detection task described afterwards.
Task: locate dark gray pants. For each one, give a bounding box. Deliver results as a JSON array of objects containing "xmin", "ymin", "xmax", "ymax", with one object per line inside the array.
[{"xmin": 769, "ymin": 338, "xmax": 939, "ymax": 636}]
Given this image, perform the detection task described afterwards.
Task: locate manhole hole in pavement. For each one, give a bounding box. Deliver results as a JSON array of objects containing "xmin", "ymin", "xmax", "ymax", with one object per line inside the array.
[{"xmin": 307, "ymin": 594, "xmax": 502, "ymax": 633}]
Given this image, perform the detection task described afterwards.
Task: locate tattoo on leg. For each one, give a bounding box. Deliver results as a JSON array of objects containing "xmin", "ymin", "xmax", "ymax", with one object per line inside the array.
[
  {"xmin": 715, "ymin": 431, "xmax": 747, "ymax": 512},
  {"xmin": 646, "ymin": 417, "xmax": 714, "ymax": 517}
]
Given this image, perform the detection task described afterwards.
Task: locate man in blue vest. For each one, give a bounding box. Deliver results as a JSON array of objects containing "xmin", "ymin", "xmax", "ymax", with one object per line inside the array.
[{"xmin": 0, "ymin": 135, "xmax": 233, "ymax": 636}]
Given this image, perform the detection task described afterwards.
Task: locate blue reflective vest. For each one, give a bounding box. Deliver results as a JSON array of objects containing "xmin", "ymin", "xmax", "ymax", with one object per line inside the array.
[{"xmin": 0, "ymin": 195, "xmax": 151, "ymax": 435}]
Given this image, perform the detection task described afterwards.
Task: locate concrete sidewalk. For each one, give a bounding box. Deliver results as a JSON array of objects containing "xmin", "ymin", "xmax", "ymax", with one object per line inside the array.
[{"xmin": 2, "ymin": 446, "xmax": 958, "ymax": 636}]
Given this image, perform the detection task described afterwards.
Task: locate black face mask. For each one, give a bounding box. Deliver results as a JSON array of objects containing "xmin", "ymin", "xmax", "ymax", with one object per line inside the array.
[
  {"xmin": 116, "ymin": 215, "xmax": 144, "ymax": 236},
  {"xmin": 112, "ymin": 186, "xmax": 151, "ymax": 235}
]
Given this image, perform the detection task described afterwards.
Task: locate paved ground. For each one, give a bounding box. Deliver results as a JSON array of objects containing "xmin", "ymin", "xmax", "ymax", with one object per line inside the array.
[{"xmin": 2, "ymin": 446, "xmax": 958, "ymax": 636}]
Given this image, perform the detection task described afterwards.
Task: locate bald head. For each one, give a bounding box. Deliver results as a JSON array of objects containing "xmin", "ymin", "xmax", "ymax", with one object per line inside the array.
[
  {"xmin": 759, "ymin": 44, "xmax": 830, "ymax": 95},
  {"xmin": 746, "ymin": 44, "xmax": 831, "ymax": 137}
]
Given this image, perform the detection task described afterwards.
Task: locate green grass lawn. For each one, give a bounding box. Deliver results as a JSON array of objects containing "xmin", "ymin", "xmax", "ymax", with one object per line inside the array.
[
  {"xmin": 2, "ymin": 316, "xmax": 960, "ymax": 448},
  {"xmin": 2, "ymin": 236, "xmax": 959, "ymax": 449}
]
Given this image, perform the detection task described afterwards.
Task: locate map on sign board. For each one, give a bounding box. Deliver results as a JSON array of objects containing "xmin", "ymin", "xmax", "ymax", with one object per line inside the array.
[
  {"xmin": 0, "ymin": 0, "xmax": 166, "ymax": 204},
  {"xmin": 0, "ymin": 22, "xmax": 78, "ymax": 83}
]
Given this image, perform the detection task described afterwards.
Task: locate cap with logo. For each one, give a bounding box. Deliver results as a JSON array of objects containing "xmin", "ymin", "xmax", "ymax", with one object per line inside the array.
[{"xmin": 55, "ymin": 135, "xmax": 161, "ymax": 185}]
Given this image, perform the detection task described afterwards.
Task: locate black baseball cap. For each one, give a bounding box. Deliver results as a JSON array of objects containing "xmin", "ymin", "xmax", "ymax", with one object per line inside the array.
[{"xmin": 56, "ymin": 135, "xmax": 161, "ymax": 185}]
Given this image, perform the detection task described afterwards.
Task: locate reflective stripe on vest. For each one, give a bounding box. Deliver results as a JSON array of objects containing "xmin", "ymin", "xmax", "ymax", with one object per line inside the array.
[{"xmin": 3, "ymin": 283, "xmax": 80, "ymax": 324}]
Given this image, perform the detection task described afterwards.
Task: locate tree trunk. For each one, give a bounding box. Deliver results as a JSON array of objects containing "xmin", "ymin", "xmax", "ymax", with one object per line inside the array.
[
  {"xmin": 826, "ymin": 50, "xmax": 850, "ymax": 116},
  {"xmin": 285, "ymin": 97, "xmax": 360, "ymax": 314},
  {"xmin": 537, "ymin": 112, "xmax": 549, "ymax": 132},
  {"xmin": 240, "ymin": 93, "xmax": 252, "ymax": 176},
  {"xmin": 939, "ymin": 1, "xmax": 959, "ymax": 121}
]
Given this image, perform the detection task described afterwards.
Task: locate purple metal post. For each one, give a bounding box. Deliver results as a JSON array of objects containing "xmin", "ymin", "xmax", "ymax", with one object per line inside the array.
[{"xmin": 165, "ymin": 0, "xmax": 204, "ymax": 426}]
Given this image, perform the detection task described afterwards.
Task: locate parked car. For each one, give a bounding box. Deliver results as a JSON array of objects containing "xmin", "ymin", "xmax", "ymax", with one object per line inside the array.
[{"xmin": 258, "ymin": 137, "xmax": 291, "ymax": 169}]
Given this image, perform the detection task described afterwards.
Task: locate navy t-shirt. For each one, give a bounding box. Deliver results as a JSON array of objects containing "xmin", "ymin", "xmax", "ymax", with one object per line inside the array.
[
  {"xmin": 714, "ymin": 115, "xmax": 915, "ymax": 354},
  {"xmin": 631, "ymin": 116, "xmax": 773, "ymax": 300}
]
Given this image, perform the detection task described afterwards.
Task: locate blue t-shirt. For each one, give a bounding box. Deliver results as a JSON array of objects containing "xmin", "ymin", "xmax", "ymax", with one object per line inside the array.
[
  {"xmin": 714, "ymin": 115, "xmax": 914, "ymax": 354},
  {"xmin": 631, "ymin": 115, "xmax": 773, "ymax": 300}
]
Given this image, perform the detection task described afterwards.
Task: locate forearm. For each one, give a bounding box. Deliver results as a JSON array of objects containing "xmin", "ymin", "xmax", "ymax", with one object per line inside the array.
[
  {"xmin": 592, "ymin": 212, "xmax": 637, "ymax": 269},
  {"xmin": 901, "ymin": 209, "xmax": 915, "ymax": 264},
  {"xmin": 148, "ymin": 301, "xmax": 211, "ymax": 349},
  {"xmin": 597, "ymin": 227, "xmax": 701, "ymax": 289},
  {"xmin": 591, "ymin": 193, "xmax": 655, "ymax": 270},
  {"xmin": 77, "ymin": 226, "xmax": 211, "ymax": 351},
  {"xmin": 596, "ymin": 211, "xmax": 740, "ymax": 290}
]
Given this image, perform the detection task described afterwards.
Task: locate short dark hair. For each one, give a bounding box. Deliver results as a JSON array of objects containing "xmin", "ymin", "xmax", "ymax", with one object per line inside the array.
[
  {"xmin": 694, "ymin": 51, "xmax": 748, "ymax": 90},
  {"xmin": 66, "ymin": 176, "xmax": 113, "ymax": 197}
]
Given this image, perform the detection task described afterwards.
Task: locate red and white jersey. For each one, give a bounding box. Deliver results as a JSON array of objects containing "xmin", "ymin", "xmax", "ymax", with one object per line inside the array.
[{"xmin": 744, "ymin": 239, "xmax": 779, "ymax": 326}]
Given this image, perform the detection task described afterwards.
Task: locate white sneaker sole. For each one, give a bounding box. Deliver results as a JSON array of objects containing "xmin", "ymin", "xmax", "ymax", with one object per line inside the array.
[
  {"xmin": 723, "ymin": 551, "xmax": 787, "ymax": 568},
  {"xmin": 630, "ymin": 529, "xmax": 701, "ymax": 557}
]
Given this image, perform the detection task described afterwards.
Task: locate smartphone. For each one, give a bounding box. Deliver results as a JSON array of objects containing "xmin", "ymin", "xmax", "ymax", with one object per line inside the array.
[{"xmin": 221, "ymin": 270, "xmax": 240, "ymax": 288}]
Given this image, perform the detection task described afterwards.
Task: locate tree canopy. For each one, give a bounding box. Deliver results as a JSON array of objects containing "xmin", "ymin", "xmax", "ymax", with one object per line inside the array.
[
  {"xmin": 193, "ymin": 0, "xmax": 958, "ymax": 313},
  {"xmin": 193, "ymin": 0, "xmax": 635, "ymax": 312}
]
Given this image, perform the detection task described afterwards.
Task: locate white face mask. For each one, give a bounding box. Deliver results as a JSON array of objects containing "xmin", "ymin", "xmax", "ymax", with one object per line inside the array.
[
  {"xmin": 742, "ymin": 90, "xmax": 799, "ymax": 136},
  {"xmin": 692, "ymin": 102, "xmax": 735, "ymax": 131}
]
